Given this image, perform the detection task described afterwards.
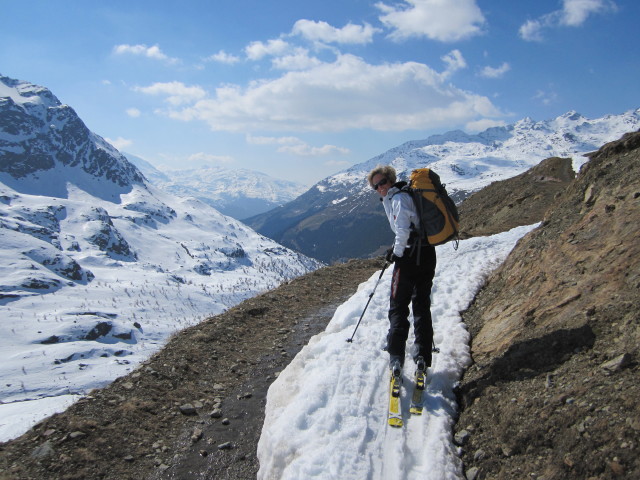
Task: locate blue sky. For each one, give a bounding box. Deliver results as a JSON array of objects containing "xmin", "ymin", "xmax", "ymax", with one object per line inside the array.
[{"xmin": 2, "ymin": 0, "xmax": 638, "ymax": 185}]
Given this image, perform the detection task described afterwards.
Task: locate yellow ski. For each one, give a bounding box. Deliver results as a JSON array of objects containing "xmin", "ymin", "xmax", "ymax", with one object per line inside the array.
[
  {"xmin": 409, "ymin": 368, "xmax": 426, "ymax": 415},
  {"xmin": 388, "ymin": 370, "xmax": 403, "ymax": 428}
]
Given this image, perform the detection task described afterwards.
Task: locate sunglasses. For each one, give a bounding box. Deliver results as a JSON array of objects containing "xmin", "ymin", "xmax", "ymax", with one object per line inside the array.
[{"xmin": 373, "ymin": 178, "xmax": 389, "ymax": 190}]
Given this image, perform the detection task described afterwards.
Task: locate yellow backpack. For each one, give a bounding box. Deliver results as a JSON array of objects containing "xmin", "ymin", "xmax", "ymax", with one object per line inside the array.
[{"xmin": 402, "ymin": 168, "xmax": 460, "ymax": 248}]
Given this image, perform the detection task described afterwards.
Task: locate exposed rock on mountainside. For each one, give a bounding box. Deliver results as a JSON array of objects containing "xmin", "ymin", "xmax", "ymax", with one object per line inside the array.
[
  {"xmin": 455, "ymin": 131, "xmax": 640, "ymax": 479},
  {"xmin": 459, "ymin": 156, "xmax": 575, "ymax": 239},
  {"xmin": 0, "ymin": 75, "xmax": 144, "ymax": 195}
]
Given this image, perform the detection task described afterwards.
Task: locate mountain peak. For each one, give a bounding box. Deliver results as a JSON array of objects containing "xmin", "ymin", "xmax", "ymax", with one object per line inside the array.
[
  {"xmin": 0, "ymin": 75, "xmax": 145, "ymax": 200},
  {"xmin": 0, "ymin": 74, "xmax": 61, "ymax": 109}
]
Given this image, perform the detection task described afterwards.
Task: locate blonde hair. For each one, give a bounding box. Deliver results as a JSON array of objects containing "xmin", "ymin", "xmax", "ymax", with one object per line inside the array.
[{"xmin": 367, "ymin": 165, "xmax": 397, "ymax": 187}]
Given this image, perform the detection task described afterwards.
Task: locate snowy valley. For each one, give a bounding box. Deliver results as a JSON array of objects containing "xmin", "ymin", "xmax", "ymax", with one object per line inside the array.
[{"xmin": 0, "ymin": 74, "xmax": 320, "ymax": 441}]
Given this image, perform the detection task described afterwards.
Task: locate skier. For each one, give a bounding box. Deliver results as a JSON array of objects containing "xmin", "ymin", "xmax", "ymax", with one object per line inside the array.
[{"xmin": 367, "ymin": 165, "xmax": 436, "ymax": 379}]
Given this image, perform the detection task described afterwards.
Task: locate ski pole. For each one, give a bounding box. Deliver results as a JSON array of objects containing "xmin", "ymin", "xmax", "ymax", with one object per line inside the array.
[
  {"xmin": 432, "ymin": 339, "xmax": 440, "ymax": 353},
  {"xmin": 346, "ymin": 262, "xmax": 390, "ymax": 343}
]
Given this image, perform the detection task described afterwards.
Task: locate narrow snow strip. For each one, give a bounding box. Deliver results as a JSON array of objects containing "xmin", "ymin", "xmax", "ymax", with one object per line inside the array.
[
  {"xmin": 257, "ymin": 224, "xmax": 538, "ymax": 480},
  {"xmin": 0, "ymin": 395, "xmax": 80, "ymax": 442}
]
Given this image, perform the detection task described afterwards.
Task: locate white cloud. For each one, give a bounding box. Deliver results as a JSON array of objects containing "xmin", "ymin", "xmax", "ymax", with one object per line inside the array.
[
  {"xmin": 479, "ymin": 62, "xmax": 511, "ymax": 79},
  {"xmin": 519, "ymin": 0, "xmax": 617, "ymax": 41},
  {"xmin": 105, "ymin": 136, "xmax": 133, "ymax": 150},
  {"xmin": 561, "ymin": 0, "xmax": 616, "ymax": 26},
  {"xmin": 533, "ymin": 89, "xmax": 558, "ymax": 105},
  {"xmin": 465, "ymin": 118, "xmax": 507, "ymax": 132},
  {"xmin": 208, "ymin": 50, "xmax": 241, "ymax": 64},
  {"xmin": 519, "ymin": 19, "xmax": 544, "ymax": 42},
  {"xmin": 187, "ymin": 152, "xmax": 234, "ymax": 165},
  {"xmin": 246, "ymin": 134, "xmax": 303, "ymax": 146},
  {"xmin": 126, "ymin": 108, "xmax": 141, "ymax": 118},
  {"xmin": 376, "ymin": 0, "xmax": 485, "ymax": 42},
  {"xmin": 133, "ymin": 81, "xmax": 207, "ymax": 106},
  {"xmin": 325, "ymin": 159, "xmax": 350, "ymax": 168},
  {"xmin": 246, "ymin": 134, "xmax": 349, "ymax": 157},
  {"xmin": 245, "ymin": 38, "xmax": 290, "ymax": 60},
  {"xmin": 271, "ymin": 49, "xmax": 323, "ymax": 71},
  {"xmin": 441, "ymin": 50, "xmax": 467, "ymax": 77},
  {"xmin": 139, "ymin": 54, "xmax": 502, "ymax": 134},
  {"xmin": 291, "ymin": 19, "xmax": 380, "ymax": 45},
  {"xmin": 113, "ymin": 44, "xmax": 179, "ymax": 64},
  {"xmin": 277, "ymin": 144, "xmax": 350, "ymax": 156}
]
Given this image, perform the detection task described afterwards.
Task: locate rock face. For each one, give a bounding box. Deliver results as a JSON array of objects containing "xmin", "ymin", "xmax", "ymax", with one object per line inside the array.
[
  {"xmin": 458, "ymin": 156, "xmax": 575, "ymax": 239},
  {"xmin": 456, "ymin": 130, "xmax": 640, "ymax": 479},
  {"xmin": 0, "ymin": 75, "xmax": 144, "ymax": 195}
]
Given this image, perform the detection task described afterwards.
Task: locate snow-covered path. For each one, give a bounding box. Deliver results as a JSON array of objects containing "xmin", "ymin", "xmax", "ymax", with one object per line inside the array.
[{"xmin": 257, "ymin": 224, "xmax": 537, "ymax": 479}]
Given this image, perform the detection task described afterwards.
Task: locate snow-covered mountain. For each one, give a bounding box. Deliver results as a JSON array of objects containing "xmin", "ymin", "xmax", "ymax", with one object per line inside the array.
[
  {"xmin": 244, "ymin": 108, "xmax": 640, "ymax": 263},
  {"xmin": 0, "ymin": 74, "xmax": 320, "ymax": 441},
  {"xmin": 125, "ymin": 153, "xmax": 307, "ymax": 220}
]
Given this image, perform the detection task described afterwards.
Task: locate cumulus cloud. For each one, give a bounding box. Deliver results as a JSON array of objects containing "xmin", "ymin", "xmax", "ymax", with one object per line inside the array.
[
  {"xmin": 207, "ymin": 50, "xmax": 241, "ymax": 64},
  {"xmin": 246, "ymin": 134, "xmax": 304, "ymax": 146},
  {"xmin": 105, "ymin": 136, "xmax": 133, "ymax": 150},
  {"xmin": 187, "ymin": 152, "xmax": 234, "ymax": 165},
  {"xmin": 519, "ymin": 19, "xmax": 545, "ymax": 42},
  {"xmin": 113, "ymin": 44, "xmax": 179, "ymax": 64},
  {"xmin": 133, "ymin": 81, "xmax": 207, "ymax": 106},
  {"xmin": 246, "ymin": 134, "xmax": 349, "ymax": 157},
  {"xmin": 561, "ymin": 0, "xmax": 616, "ymax": 26},
  {"xmin": 519, "ymin": 0, "xmax": 617, "ymax": 41},
  {"xmin": 271, "ymin": 49, "xmax": 323, "ymax": 71},
  {"xmin": 245, "ymin": 38, "xmax": 290, "ymax": 60},
  {"xmin": 465, "ymin": 118, "xmax": 507, "ymax": 132},
  {"xmin": 126, "ymin": 108, "xmax": 141, "ymax": 118},
  {"xmin": 479, "ymin": 62, "xmax": 511, "ymax": 79},
  {"xmin": 441, "ymin": 50, "xmax": 467, "ymax": 77},
  {"xmin": 135, "ymin": 54, "xmax": 502, "ymax": 133},
  {"xmin": 292, "ymin": 19, "xmax": 380, "ymax": 45},
  {"xmin": 277, "ymin": 143, "xmax": 350, "ymax": 156},
  {"xmin": 376, "ymin": 0, "xmax": 485, "ymax": 42}
]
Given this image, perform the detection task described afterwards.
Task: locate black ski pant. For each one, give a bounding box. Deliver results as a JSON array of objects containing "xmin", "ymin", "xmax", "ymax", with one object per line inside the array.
[{"xmin": 387, "ymin": 245, "xmax": 436, "ymax": 368}]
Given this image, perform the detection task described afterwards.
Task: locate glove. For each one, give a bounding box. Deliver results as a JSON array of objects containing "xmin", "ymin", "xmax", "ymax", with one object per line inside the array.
[{"xmin": 385, "ymin": 248, "xmax": 400, "ymax": 263}]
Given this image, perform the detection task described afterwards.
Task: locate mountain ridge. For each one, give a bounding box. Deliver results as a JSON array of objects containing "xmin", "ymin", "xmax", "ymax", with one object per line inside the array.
[
  {"xmin": 125, "ymin": 153, "xmax": 307, "ymax": 220},
  {"xmin": 244, "ymin": 107, "xmax": 640, "ymax": 263}
]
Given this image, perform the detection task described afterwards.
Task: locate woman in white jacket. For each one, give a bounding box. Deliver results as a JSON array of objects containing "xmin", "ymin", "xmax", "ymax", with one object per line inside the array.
[{"xmin": 367, "ymin": 165, "xmax": 436, "ymax": 377}]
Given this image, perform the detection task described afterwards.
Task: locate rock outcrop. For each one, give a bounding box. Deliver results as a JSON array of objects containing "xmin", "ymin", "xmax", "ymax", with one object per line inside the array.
[
  {"xmin": 459, "ymin": 156, "xmax": 575, "ymax": 239},
  {"xmin": 456, "ymin": 131, "xmax": 640, "ymax": 479}
]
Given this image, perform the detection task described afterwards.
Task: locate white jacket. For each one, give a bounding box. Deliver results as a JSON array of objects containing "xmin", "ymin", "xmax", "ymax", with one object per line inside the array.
[{"xmin": 382, "ymin": 185, "xmax": 420, "ymax": 257}]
